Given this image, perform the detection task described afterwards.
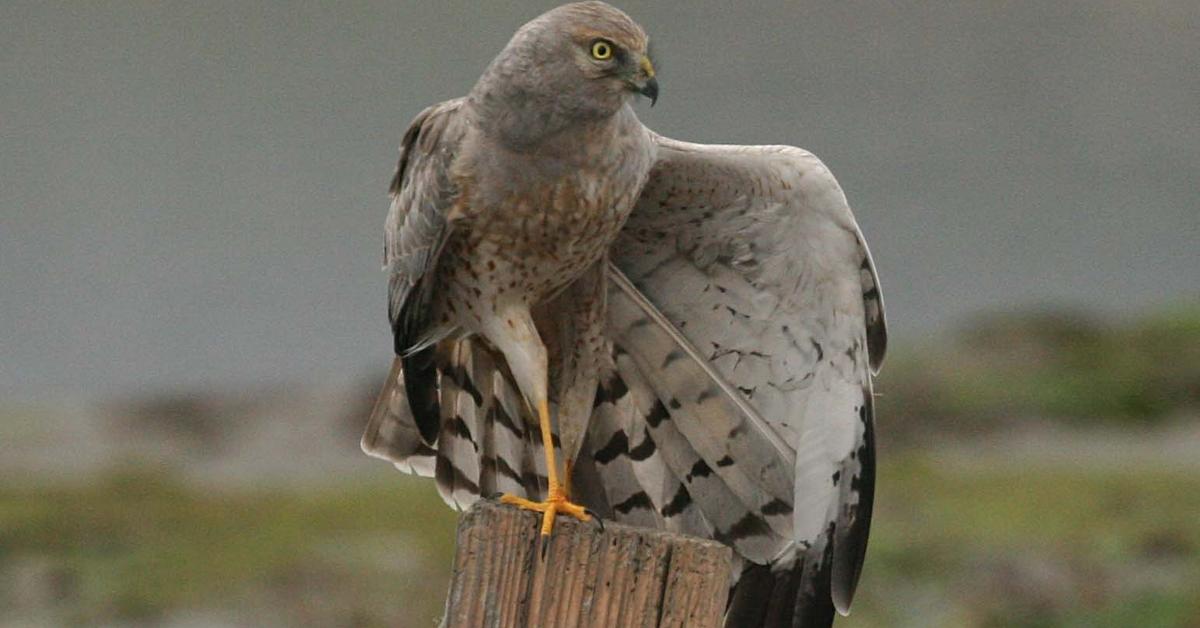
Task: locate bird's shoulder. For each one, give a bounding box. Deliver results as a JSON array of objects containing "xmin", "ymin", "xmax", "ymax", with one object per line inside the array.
[{"xmin": 389, "ymin": 97, "xmax": 470, "ymax": 198}]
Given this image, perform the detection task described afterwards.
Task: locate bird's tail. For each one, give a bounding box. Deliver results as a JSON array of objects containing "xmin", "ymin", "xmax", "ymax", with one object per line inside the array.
[
  {"xmin": 361, "ymin": 338, "xmax": 548, "ymax": 509},
  {"xmin": 361, "ymin": 358, "xmax": 437, "ymax": 476}
]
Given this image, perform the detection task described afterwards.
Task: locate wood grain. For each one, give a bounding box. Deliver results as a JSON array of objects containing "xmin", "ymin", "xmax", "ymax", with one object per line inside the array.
[{"xmin": 442, "ymin": 500, "xmax": 732, "ymax": 628}]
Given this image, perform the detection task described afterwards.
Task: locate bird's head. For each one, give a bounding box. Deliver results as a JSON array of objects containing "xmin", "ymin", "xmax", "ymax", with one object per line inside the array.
[
  {"xmin": 473, "ymin": 2, "xmax": 657, "ymax": 137},
  {"xmin": 558, "ymin": 3, "xmax": 657, "ymax": 107}
]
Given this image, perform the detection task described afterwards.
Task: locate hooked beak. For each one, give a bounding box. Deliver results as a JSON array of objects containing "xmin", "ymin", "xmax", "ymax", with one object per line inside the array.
[
  {"xmin": 636, "ymin": 56, "xmax": 658, "ymax": 106},
  {"xmin": 639, "ymin": 77, "xmax": 659, "ymax": 106}
]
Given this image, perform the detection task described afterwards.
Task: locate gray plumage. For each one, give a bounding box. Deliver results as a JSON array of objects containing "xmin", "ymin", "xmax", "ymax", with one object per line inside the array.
[{"xmin": 361, "ymin": 3, "xmax": 886, "ymax": 627}]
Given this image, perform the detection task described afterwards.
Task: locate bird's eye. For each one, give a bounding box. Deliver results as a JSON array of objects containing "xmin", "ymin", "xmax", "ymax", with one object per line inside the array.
[{"xmin": 590, "ymin": 39, "xmax": 614, "ymax": 60}]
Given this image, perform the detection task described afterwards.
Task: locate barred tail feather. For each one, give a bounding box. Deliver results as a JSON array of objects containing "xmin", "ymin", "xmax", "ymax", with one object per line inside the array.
[
  {"xmin": 436, "ymin": 339, "xmax": 483, "ymax": 508},
  {"xmin": 492, "ymin": 365, "xmax": 549, "ymax": 499},
  {"xmin": 585, "ymin": 376, "xmax": 664, "ymax": 529},
  {"xmin": 361, "ymin": 358, "xmax": 437, "ymax": 476},
  {"xmin": 361, "ymin": 340, "xmax": 549, "ymax": 510}
]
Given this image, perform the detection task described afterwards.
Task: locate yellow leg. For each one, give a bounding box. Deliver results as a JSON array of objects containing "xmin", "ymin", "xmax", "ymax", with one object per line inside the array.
[
  {"xmin": 563, "ymin": 458, "xmax": 573, "ymax": 497},
  {"xmin": 499, "ymin": 399, "xmax": 590, "ymax": 536}
]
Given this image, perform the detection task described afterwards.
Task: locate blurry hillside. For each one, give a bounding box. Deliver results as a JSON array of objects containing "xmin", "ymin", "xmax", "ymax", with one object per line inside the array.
[
  {"xmin": 3, "ymin": 303, "xmax": 1198, "ymax": 627},
  {"xmin": 880, "ymin": 303, "xmax": 1200, "ymax": 442}
]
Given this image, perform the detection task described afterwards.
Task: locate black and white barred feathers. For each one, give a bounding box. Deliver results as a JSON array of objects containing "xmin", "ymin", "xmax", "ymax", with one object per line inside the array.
[{"xmin": 364, "ymin": 131, "xmax": 887, "ymax": 627}]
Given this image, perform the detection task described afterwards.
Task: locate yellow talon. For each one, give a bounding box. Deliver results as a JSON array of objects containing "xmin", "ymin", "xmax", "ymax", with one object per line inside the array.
[
  {"xmin": 498, "ymin": 400, "xmax": 590, "ymax": 536},
  {"xmin": 499, "ymin": 485, "xmax": 590, "ymax": 536}
]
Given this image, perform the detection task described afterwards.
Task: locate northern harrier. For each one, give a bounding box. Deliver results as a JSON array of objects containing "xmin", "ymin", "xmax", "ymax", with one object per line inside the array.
[{"xmin": 362, "ymin": 3, "xmax": 887, "ymax": 625}]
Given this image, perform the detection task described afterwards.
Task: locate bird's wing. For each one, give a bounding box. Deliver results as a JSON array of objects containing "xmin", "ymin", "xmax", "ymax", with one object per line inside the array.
[
  {"xmin": 593, "ymin": 133, "xmax": 886, "ymax": 626},
  {"xmin": 363, "ymin": 98, "xmax": 467, "ymax": 464},
  {"xmin": 384, "ymin": 97, "xmax": 466, "ymax": 350}
]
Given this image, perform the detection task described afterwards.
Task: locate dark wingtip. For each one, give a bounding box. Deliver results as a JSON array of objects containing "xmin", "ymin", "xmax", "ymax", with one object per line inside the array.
[
  {"xmin": 725, "ymin": 548, "xmax": 836, "ymax": 628},
  {"xmin": 794, "ymin": 542, "xmax": 837, "ymax": 628},
  {"xmin": 401, "ymin": 348, "xmax": 441, "ymax": 445},
  {"xmin": 725, "ymin": 563, "xmax": 773, "ymax": 627},
  {"xmin": 866, "ymin": 316, "xmax": 888, "ymax": 374},
  {"xmin": 830, "ymin": 393, "xmax": 877, "ymax": 615},
  {"xmin": 725, "ymin": 402, "xmax": 877, "ymax": 625}
]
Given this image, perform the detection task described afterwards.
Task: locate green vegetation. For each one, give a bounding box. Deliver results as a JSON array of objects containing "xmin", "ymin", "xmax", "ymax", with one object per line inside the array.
[
  {"xmin": 851, "ymin": 454, "xmax": 1200, "ymax": 627},
  {"xmin": 3, "ymin": 456, "xmax": 1197, "ymax": 627},
  {"xmin": 878, "ymin": 302, "xmax": 1200, "ymax": 440},
  {"xmin": 0, "ymin": 468, "xmax": 458, "ymax": 627},
  {"xmin": 3, "ymin": 304, "xmax": 1197, "ymax": 626}
]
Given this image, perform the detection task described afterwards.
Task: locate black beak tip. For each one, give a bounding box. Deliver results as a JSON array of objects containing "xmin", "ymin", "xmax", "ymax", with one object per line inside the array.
[{"xmin": 640, "ymin": 78, "xmax": 659, "ymax": 106}]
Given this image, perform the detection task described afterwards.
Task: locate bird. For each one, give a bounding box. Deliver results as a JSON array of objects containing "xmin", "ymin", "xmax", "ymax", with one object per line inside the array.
[{"xmin": 360, "ymin": 3, "xmax": 887, "ymax": 626}]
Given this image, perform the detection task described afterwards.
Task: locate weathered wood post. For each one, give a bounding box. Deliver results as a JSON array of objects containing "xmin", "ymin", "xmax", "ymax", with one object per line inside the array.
[{"xmin": 442, "ymin": 500, "xmax": 732, "ymax": 628}]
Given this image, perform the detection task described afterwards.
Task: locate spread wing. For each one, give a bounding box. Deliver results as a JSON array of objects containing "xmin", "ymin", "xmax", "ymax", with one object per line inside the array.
[{"xmin": 594, "ymin": 133, "xmax": 887, "ymax": 627}]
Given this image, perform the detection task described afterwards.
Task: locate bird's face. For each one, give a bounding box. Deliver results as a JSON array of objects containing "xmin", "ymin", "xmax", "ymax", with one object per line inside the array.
[
  {"xmin": 567, "ymin": 27, "xmax": 658, "ymax": 107},
  {"xmin": 499, "ymin": 2, "xmax": 656, "ymax": 120}
]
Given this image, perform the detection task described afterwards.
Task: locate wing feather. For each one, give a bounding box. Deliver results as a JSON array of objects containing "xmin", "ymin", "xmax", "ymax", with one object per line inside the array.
[
  {"xmin": 384, "ymin": 99, "xmax": 468, "ymax": 432},
  {"xmin": 607, "ymin": 267, "xmax": 794, "ymax": 561},
  {"xmin": 384, "ymin": 98, "xmax": 465, "ymax": 341},
  {"xmin": 611, "ymin": 133, "xmax": 887, "ymax": 624}
]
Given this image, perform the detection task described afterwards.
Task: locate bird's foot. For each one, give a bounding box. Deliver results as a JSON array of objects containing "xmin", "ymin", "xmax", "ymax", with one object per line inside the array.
[{"xmin": 499, "ymin": 484, "xmax": 590, "ymax": 536}]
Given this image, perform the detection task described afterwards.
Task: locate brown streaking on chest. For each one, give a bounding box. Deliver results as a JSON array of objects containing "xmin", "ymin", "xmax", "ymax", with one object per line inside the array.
[
  {"xmin": 446, "ymin": 173, "xmax": 639, "ymax": 309},
  {"xmin": 436, "ymin": 115, "xmax": 652, "ymax": 315}
]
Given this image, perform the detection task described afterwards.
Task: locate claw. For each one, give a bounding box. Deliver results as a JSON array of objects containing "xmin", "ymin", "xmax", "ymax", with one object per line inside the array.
[
  {"xmin": 499, "ymin": 488, "xmax": 590, "ymax": 537},
  {"xmin": 585, "ymin": 508, "xmax": 605, "ymax": 533}
]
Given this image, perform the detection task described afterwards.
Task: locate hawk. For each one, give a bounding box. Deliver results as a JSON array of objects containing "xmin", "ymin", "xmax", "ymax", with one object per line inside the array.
[{"xmin": 361, "ymin": 3, "xmax": 887, "ymax": 626}]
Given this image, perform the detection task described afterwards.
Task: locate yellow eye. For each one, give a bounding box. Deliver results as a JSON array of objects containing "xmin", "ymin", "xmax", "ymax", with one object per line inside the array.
[{"xmin": 591, "ymin": 40, "xmax": 614, "ymax": 60}]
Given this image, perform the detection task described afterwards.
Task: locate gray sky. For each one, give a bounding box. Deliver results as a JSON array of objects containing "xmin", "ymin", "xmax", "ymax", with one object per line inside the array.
[{"xmin": 2, "ymin": 1, "xmax": 1198, "ymax": 400}]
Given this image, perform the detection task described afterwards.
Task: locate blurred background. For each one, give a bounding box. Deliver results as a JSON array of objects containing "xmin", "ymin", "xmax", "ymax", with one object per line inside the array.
[{"xmin": 1, "ymin": 1, "xmax": 1197, "ymax": 626}]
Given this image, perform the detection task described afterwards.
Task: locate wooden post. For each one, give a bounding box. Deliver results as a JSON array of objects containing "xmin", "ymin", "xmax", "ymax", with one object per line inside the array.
[{"xmin": 442, "ymin": 500, "xmax": 732, "ymax": 628}]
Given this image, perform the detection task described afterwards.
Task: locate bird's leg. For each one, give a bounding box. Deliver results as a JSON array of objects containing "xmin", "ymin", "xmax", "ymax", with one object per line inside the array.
[
  {"xmin": 562, "ymin": 457, "xmax": 573, "ymax": 497},
  {"xmin": 544, "ymin": 261, "xmax": 605, "ymax": 510},
  {"xmin": 488, "ymin": 307, "xmax": 589, "ymax": 536},
  {"xmin": 498, "ymin": 399, "xmax": 590, "ymax": 535},
  {"xmin": 499, "ymin": 406, "xmax": 587, "ymax": 531}
]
